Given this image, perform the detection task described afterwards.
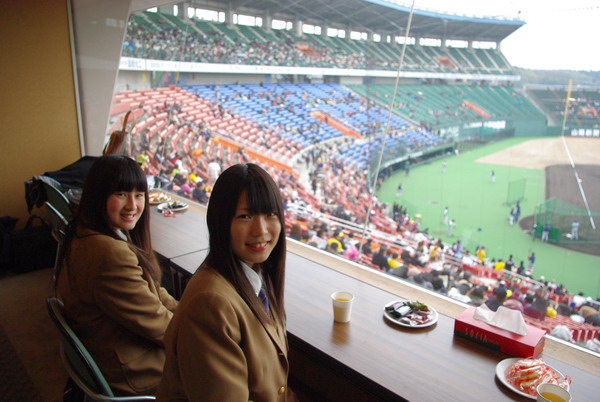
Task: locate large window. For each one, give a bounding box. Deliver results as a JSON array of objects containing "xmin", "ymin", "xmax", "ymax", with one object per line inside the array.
[{"xmin": 106, "ymin": 2, "xmax": 600, "ymax": 353}]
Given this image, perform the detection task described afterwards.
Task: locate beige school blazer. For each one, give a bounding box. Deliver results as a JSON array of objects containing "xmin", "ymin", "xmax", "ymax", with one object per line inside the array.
[
  {"xmin": 57, "ymin": 227, "xmax": 178, "ymax": 395},
  {"xmin": 157, "ymin": 266, "xmax": 289, "ymax": 401}
]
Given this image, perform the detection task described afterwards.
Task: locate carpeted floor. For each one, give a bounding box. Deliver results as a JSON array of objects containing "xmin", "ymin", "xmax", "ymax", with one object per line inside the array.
[
  {"xmin": 0, "ymin": 324, "xmax": 40, "ymax": 401},
  {"xmin": 0, "ymin": 268, "xmax": 66, "ymax": 401}
]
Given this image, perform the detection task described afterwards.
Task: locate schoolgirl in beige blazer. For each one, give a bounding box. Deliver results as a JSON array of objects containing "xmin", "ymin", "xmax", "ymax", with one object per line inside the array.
[
  {"xmin": 158, "ymin": 163, "xmax": 289, "ymax": 401},
  {"xmin": 55, "ymin": 155, "xmax": 177, "ymax": 396}
]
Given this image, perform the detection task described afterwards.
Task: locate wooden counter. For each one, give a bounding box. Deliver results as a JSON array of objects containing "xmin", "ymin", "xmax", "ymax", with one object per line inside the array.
[
  {"xmin": 150, "ymin": 202, "xmax": 208, "ymax": 259},
  {"xmin": 150, "ymin": 198, "xmax": 599, "ymax": 401}
]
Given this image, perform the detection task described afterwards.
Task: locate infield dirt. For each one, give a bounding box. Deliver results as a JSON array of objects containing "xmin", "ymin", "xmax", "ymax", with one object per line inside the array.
[
  {"xmin": 475, "ymin": 137, "xmax": 599, "ymax": 170},
  {"xmin": 477, "ymin": 137, "xmax": 600, "ymax": 256}
]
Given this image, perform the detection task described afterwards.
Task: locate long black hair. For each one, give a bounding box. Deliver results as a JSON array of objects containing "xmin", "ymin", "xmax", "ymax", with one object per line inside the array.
[
  {"xmin": 54, "ymin": 155, "xmax": 161, "ymax": 289},
  {"xmin": 203, "ymin": 163, "xmax": 286, "ymax": 325}
]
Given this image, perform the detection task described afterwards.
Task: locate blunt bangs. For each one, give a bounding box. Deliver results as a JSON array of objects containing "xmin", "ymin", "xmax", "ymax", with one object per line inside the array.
[
  {"xmin": 245, "ymin": 170, "xmax": 282, "ymax": 216},
  {"xmin": 78, "ymin": 155, "xmax": 148, "ymax": 232},
  {"xmin": 109, "ymin": 158, "xmax": 148, "ymax": 193},
  {"xmin": 206, "ymin": 163, "xmax": 283, "ymax": 251}
]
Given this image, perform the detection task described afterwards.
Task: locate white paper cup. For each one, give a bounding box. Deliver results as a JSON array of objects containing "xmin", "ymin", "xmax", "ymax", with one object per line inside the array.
[
  {"xmin": 331, "ymin": 291, "xmax": 354, "ymax": 323},
  {"xmin": 536, "ymin": 383, "xmax": 571, "ymax": 402}
]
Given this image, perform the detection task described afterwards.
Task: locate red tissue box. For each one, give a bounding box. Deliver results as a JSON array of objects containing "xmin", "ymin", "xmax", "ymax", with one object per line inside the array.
[{"xmin": 454, "ymin": 307, "xmax": 546, "ymax": 358}]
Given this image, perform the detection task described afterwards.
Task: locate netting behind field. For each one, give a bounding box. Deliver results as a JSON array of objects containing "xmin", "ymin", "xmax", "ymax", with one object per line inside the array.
[
  {"xmin": 534, "ymin": 198, "xmax": 600, "ymax": 244},
  {"xmin": 506, "ymin": 178, "xmax": 526, "ymax": 205}
]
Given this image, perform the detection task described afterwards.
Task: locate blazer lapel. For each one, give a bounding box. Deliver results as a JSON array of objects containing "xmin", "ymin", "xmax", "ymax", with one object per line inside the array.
[{"xmin": 259, "ymin": 315, "xmax": 287, "ymax": 354}]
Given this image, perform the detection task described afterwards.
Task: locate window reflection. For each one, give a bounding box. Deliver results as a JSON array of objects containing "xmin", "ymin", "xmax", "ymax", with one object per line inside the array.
[{"xmin": 109, "ymin": 3, "xmax": 600, "ymax": 354}]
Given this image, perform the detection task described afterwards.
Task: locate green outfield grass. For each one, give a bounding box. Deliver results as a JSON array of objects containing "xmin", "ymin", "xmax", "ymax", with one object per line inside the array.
[{"xmin": 376, "ymin": 137, "xmax": 600, "ymax": 299}]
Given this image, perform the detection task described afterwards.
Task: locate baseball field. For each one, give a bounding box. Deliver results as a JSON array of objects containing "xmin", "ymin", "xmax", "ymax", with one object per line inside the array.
[{"xmin": 377, "ymin": 136, "xmax": 600, "ymax": 298}]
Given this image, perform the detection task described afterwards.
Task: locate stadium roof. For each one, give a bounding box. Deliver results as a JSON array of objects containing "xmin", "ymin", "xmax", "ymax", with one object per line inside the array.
[{"xmin": 132, "ymin": 0, "xmax": 525, "ymax": 42}]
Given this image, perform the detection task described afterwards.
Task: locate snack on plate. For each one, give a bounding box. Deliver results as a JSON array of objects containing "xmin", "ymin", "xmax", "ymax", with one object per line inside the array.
[
  {"xmin": 385, "ymin": 300, "xmax": 432, "ymax": 326},
  {"xmin": 162, "ymin": 209, "xmax": 176, "ymax": 217},
  {"xmin": 505, "ymin": 358, "xmax": 571, "ymax": 397},
  {"xmin": 149, "ymin": 191, "xmax": 170, "ymax": 203}
]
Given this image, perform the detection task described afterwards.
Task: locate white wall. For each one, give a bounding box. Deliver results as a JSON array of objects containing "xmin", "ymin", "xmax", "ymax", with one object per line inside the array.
[
  {"xmin": 339, "ymin": 76, "xmax": 365, "ymax": 85},
  {"xmin": 71, "ymin": 0, "xmax": 132, "ymax": 156},
  {"xmin": 116, "ymin": 71, "xmax": 280, "ymax": 90},
  {"xmin": 115, "ymin": 70, "xmax": 152, "ymax": 91},
  {"xmin": 183, "ymin": 73, "xmax": 272, "ymax": 85}
]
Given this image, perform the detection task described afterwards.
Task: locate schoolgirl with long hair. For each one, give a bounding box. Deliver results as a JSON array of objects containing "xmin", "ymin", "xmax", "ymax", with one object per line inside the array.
[
  {"xmin": 158, "ymin": 163, "xmax": 289, "ymax": 401},
  {"xmin": 55, "ymin": 154, "xmax": 177, "ymax": 396}
]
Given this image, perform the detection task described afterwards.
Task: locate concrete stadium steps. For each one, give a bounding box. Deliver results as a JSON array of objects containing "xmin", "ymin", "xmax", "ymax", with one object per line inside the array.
[
  {"xmin": 142, "ymin": 10, "xmax": 177, "ymax": 30},
  {"xmin": 237, "ymin": 25, "xmax": 267, "ymax": 43},
  {"xmin": 473, "ymin": 48, "xmax": 496, "ymax": 69}
]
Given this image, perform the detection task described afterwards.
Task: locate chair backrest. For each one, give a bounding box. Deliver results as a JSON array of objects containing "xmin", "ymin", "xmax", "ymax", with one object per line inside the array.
[
  {"xmin": 46, "ymin": 297, "xmax": 156, "ymax": 401},
  {"xmin": 46, "ymin": 202, "xmax": 69, "ymax": 242},
  {"xmin": 42, "ymin": 182, "xmax": 73, "ymax": 220},
  {"xmin": 46, "ymin": 297, "xmax": 115, "ymax": 397}
]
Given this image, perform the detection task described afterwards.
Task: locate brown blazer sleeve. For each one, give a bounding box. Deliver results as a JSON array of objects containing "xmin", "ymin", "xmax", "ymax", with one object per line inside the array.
[
  {"xmin": 158, "ymin": 268, "xmax": 288, "ymax": 401},
  {"xmin": 173, "ymin": 291, "xmax": 250, "ymax": 401},
  {"xmin": 157, "ymin": 285, "xmax": 179, "ymax": 312},
  {"xmin": 92, "ymin": 238, "xmax": 175, "ymax": 344}
]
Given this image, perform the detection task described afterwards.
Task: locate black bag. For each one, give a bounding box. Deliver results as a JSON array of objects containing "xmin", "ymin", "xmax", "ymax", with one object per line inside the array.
[
  {"xmin": 0, "ymin": 216, "xmax": 18, "ymax": 272},
  {"xmin": 8, "ymin": 215, "xmax": 57, "ymax": 273}
]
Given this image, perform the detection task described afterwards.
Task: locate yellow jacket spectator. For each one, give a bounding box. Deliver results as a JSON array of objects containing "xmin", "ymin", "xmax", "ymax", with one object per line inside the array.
[
  {"xmin": 476, "ymin": 247, "xmax": 486, "ymax": 264},
  {"xmin": 136, "ymin": 153, "xmax": 149, "ymax": 169},
  {"xmin": 327, "ymin": 236, "xmax": 343, "ymax": 253},
  {"xmin": 387, "ymin": 252, "xmax": 402, "ymax": 269}
]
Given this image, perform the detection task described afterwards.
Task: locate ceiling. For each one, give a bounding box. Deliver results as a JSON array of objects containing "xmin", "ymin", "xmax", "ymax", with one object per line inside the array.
[{"xmin": 206, "ymin": 0, "xmax": 524, "ymax": 42}]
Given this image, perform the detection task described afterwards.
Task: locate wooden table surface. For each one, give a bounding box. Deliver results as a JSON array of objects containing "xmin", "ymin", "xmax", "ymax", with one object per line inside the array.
[
  {"xmin": 169, "ymin": 248, "xmax": 209, "ymax": 273},
  {"xmin": 149, "ymin": 201, "xmax": 209, "ymax": 259},
  {"xmin": 165, "ymin": 247, "xmax": 598, "ymax": 401},
  {"xmin": 283, "ymin": 253, "xmax": 598, "ymax": 401}
]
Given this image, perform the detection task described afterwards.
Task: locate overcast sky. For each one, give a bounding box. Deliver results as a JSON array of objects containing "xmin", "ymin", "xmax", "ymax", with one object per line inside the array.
[{"xmin": 404, "ymin": 0, "xmax": 600, "ymax": 71}]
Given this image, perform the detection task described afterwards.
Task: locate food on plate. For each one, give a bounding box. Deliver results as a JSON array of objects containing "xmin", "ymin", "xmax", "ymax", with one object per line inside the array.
[
  {"xmin": 162, "ymin": 209, "xmax": 176, "ymax": 217},
  {"xmin": 406, "ymin": 301, "xmax": 429, "ymax": 312},
  {"xmin": 158, "ymin": 201, "xmax": 188, "ymax": 211},
  {"xmin": 149, "ymin": 191, "xmax": 170, "ymax": 203},
  {"xmin": 504, "ymin": 358, "xmax": 571, "ymax": 397},
  {"xmin": 385, "ymin": 300, "xmax": 432, "ymax": 326}
]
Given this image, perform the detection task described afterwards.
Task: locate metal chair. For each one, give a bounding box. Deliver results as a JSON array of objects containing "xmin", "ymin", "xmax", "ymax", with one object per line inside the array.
[
  {"xmin": 45, "ymin": 202, "xmax": 69, "ymax": 242},
  {"xmin": 42, "ymin": 181, "xmax": 74, "ymax": 221},
  {"xmin": 46, "ymin": 297, "xmax": 156, "ymax": 401}
]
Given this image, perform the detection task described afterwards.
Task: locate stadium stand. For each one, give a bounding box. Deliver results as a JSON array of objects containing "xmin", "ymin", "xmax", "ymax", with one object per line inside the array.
[
  {"xmin": 348, "ymin": 83, "xmax": 544, "ymax": 129},
  {"xmin": 122, "ymin": 10, "xmax": 517, "ymax": 75},
  {"xmin": 526, "ymin": 86, "xmax": 600, "ymax": 129}
]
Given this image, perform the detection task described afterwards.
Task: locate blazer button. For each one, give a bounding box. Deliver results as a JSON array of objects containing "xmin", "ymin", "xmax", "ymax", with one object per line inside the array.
[{"xmin": 278, "ymin": 386, "xmax": 286, "ymax": 395}]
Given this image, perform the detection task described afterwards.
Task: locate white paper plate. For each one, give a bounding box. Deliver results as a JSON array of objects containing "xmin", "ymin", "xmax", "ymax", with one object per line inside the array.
[
  {"xmin": 495, "ymin": 357, "xmax": 569, "ymax": 400},
  {"xmin": 157, "ymin": 201, "xmax": 188, "ymax": 212},
  {"xmin": 383, "ymin": 300, "xmax": 438, "ymax": 328}
]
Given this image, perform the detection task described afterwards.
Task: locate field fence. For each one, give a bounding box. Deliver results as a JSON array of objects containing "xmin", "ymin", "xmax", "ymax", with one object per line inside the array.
[{"xmin": 533, "ymin": 198, "xmax": 600, "ymax": 244}]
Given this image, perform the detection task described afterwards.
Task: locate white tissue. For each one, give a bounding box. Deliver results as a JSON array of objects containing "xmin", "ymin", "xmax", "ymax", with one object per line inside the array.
[{"xmin": 473, "ymin": 305, "xmax": 528, "ymax": 336}]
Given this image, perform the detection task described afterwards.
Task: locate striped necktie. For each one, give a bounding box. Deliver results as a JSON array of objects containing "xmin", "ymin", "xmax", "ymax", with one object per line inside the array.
[{"xmin": 258, "ymin": 285, "xmax": 270, "ymax": 314}]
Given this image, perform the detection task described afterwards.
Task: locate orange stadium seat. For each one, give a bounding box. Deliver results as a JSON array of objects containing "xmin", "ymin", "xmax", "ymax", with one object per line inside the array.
[{"xmin": 110, "ymin": 102, "xmax": 133, "ymax": 116}]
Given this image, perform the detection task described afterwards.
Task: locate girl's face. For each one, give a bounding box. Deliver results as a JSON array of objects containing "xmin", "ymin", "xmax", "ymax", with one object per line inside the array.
[
  {"xmin": 106, "ymin": 190, "xmax": 145, "ymax": 231},
  {"xmin": 230, "ymin": 192, "xmax": 281, "ymax": 269}
]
